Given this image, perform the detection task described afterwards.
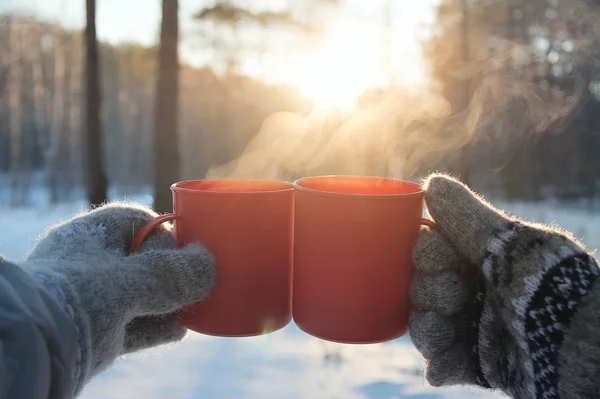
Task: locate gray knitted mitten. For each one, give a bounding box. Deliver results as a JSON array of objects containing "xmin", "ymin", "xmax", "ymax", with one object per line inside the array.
[
  {"xmin": 409, "ymin": 174, "xmax": 600, "ymax": 399},
  {"xmin": 19, "ymin": 203, "xmax": 215, "ymax": 396}
]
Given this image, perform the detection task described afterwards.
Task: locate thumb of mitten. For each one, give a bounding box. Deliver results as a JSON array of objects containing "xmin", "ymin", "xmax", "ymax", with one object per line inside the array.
[
  {"xmin": 124, "ymin": 313, "xmax": 187, "ymax": 354},
  {"xmin": 120, "ymin": 244, "xmax": 216, "ymax": 316},
  {"xmin": 423, "ymin": 174, "xmax": 513, "ymax": 264}
]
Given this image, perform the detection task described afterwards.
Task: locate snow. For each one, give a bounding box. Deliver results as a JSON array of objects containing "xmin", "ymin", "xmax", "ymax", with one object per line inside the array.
[{"xmin": 3, "ymin": 192, "xmax": 600, "ymax": 399}]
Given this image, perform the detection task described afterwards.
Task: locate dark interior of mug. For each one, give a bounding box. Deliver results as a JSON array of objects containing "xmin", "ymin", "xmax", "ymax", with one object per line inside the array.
[{"xmin": 295, "ymin": 176, "xmax": 422, "ymax": 195}]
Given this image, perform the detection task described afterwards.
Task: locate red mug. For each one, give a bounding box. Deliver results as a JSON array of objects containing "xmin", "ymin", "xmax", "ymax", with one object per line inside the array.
[
  {"xmin": 131, "ymin": 179, "xmax": 295, "ymax": 337},
  {"xmin": 292, "ymin": 176, "xmax": 434, "ymax": 344}
]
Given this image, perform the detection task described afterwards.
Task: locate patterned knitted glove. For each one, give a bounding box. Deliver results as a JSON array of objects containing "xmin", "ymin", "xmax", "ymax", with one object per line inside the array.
[
  {"xmin": 408, "ymin": 174, "xmax": 600, "ymax": 399},
  {"xmin": 19, "ymin": 203, "xmax": 215, "ymax": 396}
]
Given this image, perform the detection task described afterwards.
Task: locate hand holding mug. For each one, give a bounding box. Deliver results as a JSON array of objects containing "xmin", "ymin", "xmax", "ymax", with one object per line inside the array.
[
  {"xmin": 293, "ymin": 176, "xmax": 434, "ymax": 343},
  {"xmin": 408, "ymin": 174, "xmax": 600, "ymax": 399},
  {"xmin": 133, "ymin": 179, "xmax": 295, "ymax": 337},
  {"xmin": 19, "ymin": 203, "xmax": 215, "ymax": 394}
]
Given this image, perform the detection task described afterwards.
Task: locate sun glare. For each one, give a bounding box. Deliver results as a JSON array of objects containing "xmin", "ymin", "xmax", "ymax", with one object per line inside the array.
[
  {"xmin": 294, "ymin": 49, "xmax": 378, "ymax": 110},
  {"xmin": 288, "ymin": 19, "xmax": 382, "ymax": 109},
  {"xmin": 283, "ymin": 15, "xmax": 428, "ymax": 110}
]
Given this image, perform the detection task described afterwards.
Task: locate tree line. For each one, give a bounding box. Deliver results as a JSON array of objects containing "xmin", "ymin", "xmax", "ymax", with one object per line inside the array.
[
  {"xmin": 0, "ymin": 1, "xmax": 313, "ymax": 208},
  {"xmin": 0, "ymin": 0, "xmax": 338, "ymax": 209}
]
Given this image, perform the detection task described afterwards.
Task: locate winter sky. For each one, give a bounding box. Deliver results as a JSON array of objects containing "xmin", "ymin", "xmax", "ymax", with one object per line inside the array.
[{"xmin": 0, "ymin": 0, "xmax": 440, "ymax": 90}]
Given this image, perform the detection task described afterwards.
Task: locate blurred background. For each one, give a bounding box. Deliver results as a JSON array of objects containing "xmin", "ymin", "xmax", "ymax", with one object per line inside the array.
[
  {"xmin": 1, "ymin": 0, "xmax": 600, "ymax": 398},
  {"xmin": 3, "ymin": 0, "xmax": 600, "ymax": 209}
]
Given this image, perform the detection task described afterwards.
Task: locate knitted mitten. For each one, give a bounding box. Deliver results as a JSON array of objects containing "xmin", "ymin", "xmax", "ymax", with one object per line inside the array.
[
  {"xmin": 408, "ymin": 174, "xmax": 600, "ymax": 399},
  {"xmin": 19, "ymin": 203, "xmax": 215, "ymax": 396}
]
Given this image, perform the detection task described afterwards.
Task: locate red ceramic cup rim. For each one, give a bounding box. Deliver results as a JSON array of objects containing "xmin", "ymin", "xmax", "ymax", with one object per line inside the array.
[
  {"xmin": 171, "ymin": 179, "xmax": 294, "ymax": 195},
  {"xmin": 292, "ymin": 175, "xmax": 425, "ymax": 199}
]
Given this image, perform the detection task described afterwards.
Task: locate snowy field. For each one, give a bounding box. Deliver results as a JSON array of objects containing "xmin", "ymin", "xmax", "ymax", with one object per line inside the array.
[{"xmin": 3, "ymin": 191, "xmax": 600, "ymax": 399}]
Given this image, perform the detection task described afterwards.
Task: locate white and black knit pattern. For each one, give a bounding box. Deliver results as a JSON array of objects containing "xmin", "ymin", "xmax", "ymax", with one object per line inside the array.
[
  {"xmin": 524, "ymin": 253, "xmax": 600, "ymax": 398},
  {"xmin": 478, "ymin": 223, "xmax": 533, "ymax": 394},
  {"xmin": 468, "ymin": 280, "xmax": 491, "ymax": 388},
  {"xmin": 470, "ymin": 222, "xmax": 600, "ymax": 399},
  {"xmin": 408, "ymin": 175, "xmax": 600, "ymax": 397}
]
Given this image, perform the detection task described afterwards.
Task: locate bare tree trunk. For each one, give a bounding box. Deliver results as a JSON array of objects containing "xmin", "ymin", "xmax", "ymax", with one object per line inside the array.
[
  {"xmin": 59, "ymin": 33, "xmax": 74, "ymax": 200},
  {"xmin": 0, "ymin": 23, "xmax": 11, "ymax": 203},
  {"xmin": 103, "ymin": 46, "xmax": 122, "ymax": 189},
  {"xmin": 131, "ymin": 92, "xmax": 143, "ymax": 186},
  {"xmin": 32, "ymin": 27, "xmax": 47, "ymax": 154},
  {"xmin": 153, "ymin": 0, "xmax": 180, "ymax": 213},
  {"xmin": 140, "ymin": 92, "xmax": 154, "ymax": 186},
  {"xmin": 9, "ymin": 21, "xmax": 23, "ymax": 206},
  {"xmin": 69, "ymin": 34, "xmax": 84, "ymax": 196},
  {"xmin": 46, "ymin": 29, "xmax": 65, "ymax": 203},
  {"xmin": 30, "ymin": 24, "xmax": 53, "ymax": 204},
  {"xmin": 84, "ymin": 0, "xmax": 108, "ymax": 206},
  {"xmin": 20, "ymin": 25, "xmax": 36, "ymax": 203}
]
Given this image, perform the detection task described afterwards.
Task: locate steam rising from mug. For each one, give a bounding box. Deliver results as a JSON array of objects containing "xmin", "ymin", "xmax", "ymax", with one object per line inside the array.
[
  {"xmin": 206, "ymin": 89, "xmax": 457, "ymax": 181},
  {"xmin": 206, "ymin": 31, "xmax": 590, "ymax": 181}
]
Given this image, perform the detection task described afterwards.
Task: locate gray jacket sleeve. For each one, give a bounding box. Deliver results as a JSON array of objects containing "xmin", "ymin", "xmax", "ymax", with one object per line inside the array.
[{"xmin": 0, "ymin": 259, "xmax": 80, "ymax": 399}]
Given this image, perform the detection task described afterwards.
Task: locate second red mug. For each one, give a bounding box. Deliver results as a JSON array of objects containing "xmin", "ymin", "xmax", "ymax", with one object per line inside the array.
[{"xmin": 292, "ymin": 176, "xmax": 433, "ymax": 344}]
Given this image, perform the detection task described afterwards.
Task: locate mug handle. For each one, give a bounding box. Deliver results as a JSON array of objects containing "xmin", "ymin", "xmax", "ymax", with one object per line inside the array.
[
  {"xmin": 409, "ymin": 217, "xmax": 437, "ymax": 317},
  {"xmin": 421, "ymin": 218, "xmax": 469, "ymax": 276},
  {"xmin": 420, "ymin": 218, "xmax": 436, "ymax": 229},
  {"xmin": 130, "ymin": 213, "xmax": 179, "ymax": 253},
  {"xmin": 410, "ymin": 217, "xmax": 468, "ymax": 316}
]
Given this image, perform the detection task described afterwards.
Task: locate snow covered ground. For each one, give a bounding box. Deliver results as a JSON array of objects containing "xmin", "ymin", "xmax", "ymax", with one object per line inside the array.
[{"xmin": 3, "ymin": 192, "xmax": 600, "ymax": 399}]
